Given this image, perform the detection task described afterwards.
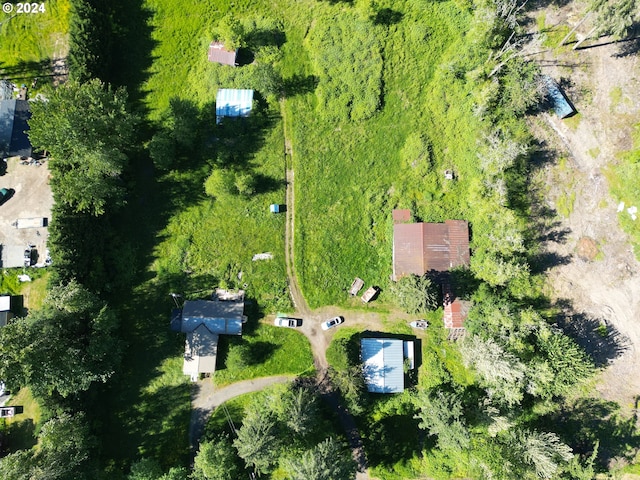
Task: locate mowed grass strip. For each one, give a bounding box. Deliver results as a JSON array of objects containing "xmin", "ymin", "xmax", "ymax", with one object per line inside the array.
[
  {"xmin": 0, "ymin": 0, "xmax": 70, "ymax": 84},
  {"xmin": 3, "ymin": 388, "xmax": 41, "ymax": 452}
]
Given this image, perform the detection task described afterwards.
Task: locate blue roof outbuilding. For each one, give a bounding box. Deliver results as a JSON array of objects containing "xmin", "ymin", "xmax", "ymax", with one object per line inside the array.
[
  {"xmin": 361, "ymin": 338, "xmax": 405, "ymax": 394},
  {"xmin": 216, "ymin": 89, "xmax": 254, "ymax": 123}
]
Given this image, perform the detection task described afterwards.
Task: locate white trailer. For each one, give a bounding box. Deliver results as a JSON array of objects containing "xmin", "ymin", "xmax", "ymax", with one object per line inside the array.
[{"xmin": 15, "ymin": 217, "xmax": 47, "ymax": 228}]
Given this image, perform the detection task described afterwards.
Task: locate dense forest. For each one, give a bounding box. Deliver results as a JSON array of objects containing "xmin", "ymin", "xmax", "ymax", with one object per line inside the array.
[{"xmin": 0, "ymin": 0, "xmax": 639, "ymax": 479}]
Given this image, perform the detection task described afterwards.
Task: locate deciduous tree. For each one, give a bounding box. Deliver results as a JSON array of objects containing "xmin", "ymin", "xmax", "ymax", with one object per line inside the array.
[
  {"xmin": 28, "ymin": 79, "xmax": 137, "ymax": 215},
  {"xmin": 193, "ymin": 435, "xmax": 240, "ymax": 480},
  {"xmin": 0, "ymin": 281, "xmax": 121, "ymax": 401},
  {"xmin": 217, "ymin": 15, "xmax": 245, "ymax": 51}
]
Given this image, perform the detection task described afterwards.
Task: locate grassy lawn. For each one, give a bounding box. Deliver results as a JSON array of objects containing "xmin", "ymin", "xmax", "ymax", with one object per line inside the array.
[
  {"xmin": 203, "ymin": 391, "xmax": 259, "ymax": 440},
  {"xmin": 20, "ymin": 272, "xmax": 50, "ymax": 311},
  {"xmin": 605, "ymin": 124, "xmax": 640, "ymax": 258},
  {"xmin": 214, "ymin": 323, "xmax": 314, "ymax": 386},
  {"xmin": 3, "ymin": 388, "xmax": 41, "ymax": 452}
]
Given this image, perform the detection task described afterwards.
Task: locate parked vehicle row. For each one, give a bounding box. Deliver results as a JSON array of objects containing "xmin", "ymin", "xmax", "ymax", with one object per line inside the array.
[{"xmin": 272, "ymin": 314, "xmax": 345, "ymax": 331}]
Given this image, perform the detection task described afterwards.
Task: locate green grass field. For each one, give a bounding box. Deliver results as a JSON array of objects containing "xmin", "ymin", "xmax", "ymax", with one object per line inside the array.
[
  {"xmin": 213, "ymin": 324, "xmax": 314, "ymax": 386},
  {"xmin": 284, "ymin": 1, "xmax": 493, "ymax": 307},
  {"xmin": 0, "ymin": 0, "xmax": 69, "ymax": 83}
]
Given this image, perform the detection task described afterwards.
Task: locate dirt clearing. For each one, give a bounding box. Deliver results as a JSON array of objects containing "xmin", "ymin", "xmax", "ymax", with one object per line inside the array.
[
  {"xmin": 528, "ymin": 3, "xmax": 640, "ymax": 412},
  {"xmin": 0, "ymin": 157, "xmax": 53, "ymax": 268}
]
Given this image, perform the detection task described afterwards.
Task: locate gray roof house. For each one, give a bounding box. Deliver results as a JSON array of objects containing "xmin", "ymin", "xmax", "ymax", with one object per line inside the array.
[
  {"xmin": 173, "ymin": 298, "xmax": 246, "ymax": 381},
  {"xmin": 0, "ymin": 100, "xmax": 32, "ymax": 158}
]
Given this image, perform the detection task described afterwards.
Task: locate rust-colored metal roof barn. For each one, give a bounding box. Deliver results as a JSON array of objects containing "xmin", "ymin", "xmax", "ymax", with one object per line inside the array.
[
  {"xmin": 208, "ymin": 41, "xmax": 238, "ymax": 66},
  {"xmin": 392, "ymin": 211, "xmax": 470, "ymax": 281}
]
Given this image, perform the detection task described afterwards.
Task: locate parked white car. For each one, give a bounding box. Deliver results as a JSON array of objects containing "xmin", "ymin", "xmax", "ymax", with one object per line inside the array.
[
  {"xmin": 321, "ymin": 316, "xmax": 344, "ymax": 331},
  {"xmin": 274, "ymin": 316, "xmax": 302, "ymax": 328}
]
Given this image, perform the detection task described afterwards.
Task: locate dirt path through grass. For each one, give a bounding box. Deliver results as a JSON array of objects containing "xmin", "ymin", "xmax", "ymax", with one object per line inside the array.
[{"xmin": 282, "ymin": 103, "xmax": 373, "ymax": 479}]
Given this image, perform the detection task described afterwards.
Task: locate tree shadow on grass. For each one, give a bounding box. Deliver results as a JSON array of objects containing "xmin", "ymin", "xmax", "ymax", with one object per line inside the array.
[
  {"xmin": 245, "ymin": 29, "xmax": 286, "ymax": 49},
  {"xmin": 236, "ymin": 47, "xmax": 255, "ymax": 66},
  {"xmin": 365, "ymin": 414, "xmax": 421, "ymax": 468},
  {"xmin": 253, "ymin": 173, "xmax": 286, "ymax": 195},
  {"xmin": 246, "ymin": 341, "xmax": 278, "ymax": 365},
  {"xmin": 0, "ymin": 59, "xmax": 55, "ymax": 81},
  {"xmin": 373, "ymin": 9, "xmax": 403, "ymax": 26},
  {"xmin": 104, "ymin": 0, "xmax": 156, "ymax": 106},
  {"xmin": 282, "ymin": 74, "xmax": 319, "ymax": 97},
  {"xmin": 6, "ymin": 418, "xmax": 37, "ymax": 451},
  {"xmin": 129, "ymin": 383, "xmax": 191, "ymax": 468}
]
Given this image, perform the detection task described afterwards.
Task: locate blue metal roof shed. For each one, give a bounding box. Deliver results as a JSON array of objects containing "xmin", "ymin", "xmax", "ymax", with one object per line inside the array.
[
  {"xmin": 361, "ymin": 338, "xmax": 405, "ymax": 394},
  {"xmin": 216, "ymin": 89, "xmax": 254, "ymax": 124}
]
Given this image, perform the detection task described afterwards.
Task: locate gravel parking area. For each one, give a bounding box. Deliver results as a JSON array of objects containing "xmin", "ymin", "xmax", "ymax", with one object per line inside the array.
[{"xmin": 0, "ymin": 157, "xmax": 54, "ymax": 268}]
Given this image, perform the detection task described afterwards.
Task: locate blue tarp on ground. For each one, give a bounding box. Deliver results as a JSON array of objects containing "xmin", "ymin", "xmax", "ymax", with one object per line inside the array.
[
  {"xmin": 543, "ymin": 76, "xmax": 576, "ymax": 119},
  {"xmin": 215, "ymin": 89, "xmax": 254, "ymax": 122}
]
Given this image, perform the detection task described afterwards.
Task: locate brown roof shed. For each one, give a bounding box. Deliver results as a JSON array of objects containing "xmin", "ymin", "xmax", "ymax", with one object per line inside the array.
[
  {"xmin": 443, "ymin": 282, "xmax": 469, "ymax": 329},
  {"xmin": 208, "ymin": 41, "xmax": 238, "ymax": 66}
]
